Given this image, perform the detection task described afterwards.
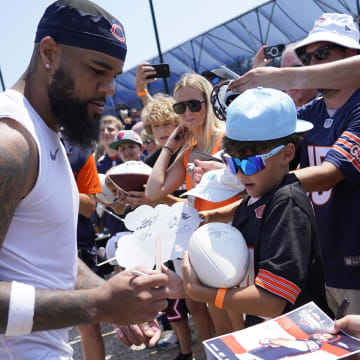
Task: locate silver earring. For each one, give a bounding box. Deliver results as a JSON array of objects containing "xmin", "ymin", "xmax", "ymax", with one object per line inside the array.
[{"xmin": 46, "ymin": 64, "xmax": 50, "ymax": 69}]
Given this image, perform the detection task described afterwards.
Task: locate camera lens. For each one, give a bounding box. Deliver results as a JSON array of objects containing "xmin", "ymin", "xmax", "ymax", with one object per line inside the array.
[{"xmin": 270, "ymin": 47, "xmax": 279, "ymax": 57}]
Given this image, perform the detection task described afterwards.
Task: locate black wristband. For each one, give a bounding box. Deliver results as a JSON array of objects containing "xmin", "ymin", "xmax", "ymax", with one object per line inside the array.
[{"xmin": 162, "ymin": 145, "xmax": 173, "ymax": 154}]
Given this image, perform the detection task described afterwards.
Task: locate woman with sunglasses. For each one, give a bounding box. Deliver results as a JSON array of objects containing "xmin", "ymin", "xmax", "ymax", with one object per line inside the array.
[{"xmin": 146, "ymin": 73, "xmax": 242, "ymax": 338}]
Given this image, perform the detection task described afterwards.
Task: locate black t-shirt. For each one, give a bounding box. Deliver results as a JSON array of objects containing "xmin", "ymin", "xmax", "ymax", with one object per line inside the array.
[{"xmin": 232, "ymin": 173, "xmax": 332, "ymax": 326}]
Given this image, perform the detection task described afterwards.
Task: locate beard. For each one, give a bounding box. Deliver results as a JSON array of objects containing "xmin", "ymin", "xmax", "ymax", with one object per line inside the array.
[{"xmin": 48, "ymin": 67, "xmax": 103, "ymax": 147}]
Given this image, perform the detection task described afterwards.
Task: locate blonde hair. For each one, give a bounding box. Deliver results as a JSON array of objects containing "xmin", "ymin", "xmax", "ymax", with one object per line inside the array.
[
  {"xmin": 100, "ymin": 115, "xmax": 124, "ymax": 131},
  {"xmin": 173, "ymin": 73, "xmax": 224, "ymax": 153},
  {"xmin": 141, "ymin": 93, "xmax": 180, "ymax": 134}
]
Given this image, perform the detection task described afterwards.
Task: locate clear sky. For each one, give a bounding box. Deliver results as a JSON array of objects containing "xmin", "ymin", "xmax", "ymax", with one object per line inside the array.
[{"xmin": 0, "ymin": 0, "xmax": 266, "ymax": 89}]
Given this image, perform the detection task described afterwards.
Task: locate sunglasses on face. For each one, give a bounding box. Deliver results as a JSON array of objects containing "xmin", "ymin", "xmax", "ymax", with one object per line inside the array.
[
  {"xmin": 299, "ymin": 44, "xmax": 344, "ymax": 66},
  {"xmin": 222, "ymin": 145, "xmax": 285, "ymax": 176},
  {"xmin": 173, "ymin": 99, "xmax": 205, "ymax": 115}
]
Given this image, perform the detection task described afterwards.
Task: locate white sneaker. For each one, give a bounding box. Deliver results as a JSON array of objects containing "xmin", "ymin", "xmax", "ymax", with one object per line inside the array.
[{"xmin": 157, "ymin": 330, "xmax": 179, "ymax": 349}]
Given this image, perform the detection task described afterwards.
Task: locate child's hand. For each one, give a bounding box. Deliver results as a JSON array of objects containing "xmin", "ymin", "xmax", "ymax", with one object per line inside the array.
[
  {"xmin": 192, "ymin": 159, "xmax": 225, "ymax": 185},
  {"xmin": 126, "ymin": 190, "xmax": 147, "ymax": 207},
  {"xmin": 161, "ymin": 264, "xmax": 186, "ymax": 299},
  {"xmin": 181, "ymin": 251, "xmax": 206, "ymax": 301}
]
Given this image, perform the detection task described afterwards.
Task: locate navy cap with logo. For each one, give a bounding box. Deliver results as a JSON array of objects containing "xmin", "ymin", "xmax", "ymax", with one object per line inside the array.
[{"xmin": 35, "ymin": 0, "xmax": 127, "ymax": 61}]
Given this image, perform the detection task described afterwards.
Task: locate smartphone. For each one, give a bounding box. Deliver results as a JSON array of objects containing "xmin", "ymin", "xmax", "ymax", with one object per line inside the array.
[
  {"xmin": 146, "ymin": 63, "xmax": 170, "ymax": 79},
  {"xmin": 264, "ymin": 44, "xmax": 285, "ymax": 59}
]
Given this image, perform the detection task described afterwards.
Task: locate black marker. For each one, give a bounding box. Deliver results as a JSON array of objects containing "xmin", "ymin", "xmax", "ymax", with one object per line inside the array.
[{"xmin": 335, "ymin": 298, "xmax": 350, "ymax": 320}]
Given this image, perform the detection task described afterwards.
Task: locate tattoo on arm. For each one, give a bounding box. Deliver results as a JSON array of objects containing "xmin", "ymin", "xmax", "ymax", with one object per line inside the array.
[
  {"xmin": 76, "ymin": 258, "xmax": 105, "ymax": 290},
  {"xmin": 32, "ymin": 259, "xmax": 105, "ymax": 331},
  {"xmin": 0, "ymin": 119, "xmax": 38, "ymax": 247}
]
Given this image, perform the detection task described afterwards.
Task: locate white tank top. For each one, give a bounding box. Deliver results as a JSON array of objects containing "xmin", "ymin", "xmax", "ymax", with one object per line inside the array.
[{"xmin": 0, "ymin": 89, "xmax": 79, "ymax": 359}]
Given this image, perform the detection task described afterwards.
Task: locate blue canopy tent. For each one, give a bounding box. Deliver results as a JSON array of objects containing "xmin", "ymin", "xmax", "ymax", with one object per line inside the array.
[{"xmin": 106, "ymin": 0, "xmax": 360, "ymax": 112}]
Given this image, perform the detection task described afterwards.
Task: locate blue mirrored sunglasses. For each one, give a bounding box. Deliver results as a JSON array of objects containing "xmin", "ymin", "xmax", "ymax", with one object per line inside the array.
[
  {"xmin": 211, "ymin": 76, "xmax": 221, "ymax": 85},
  {"xmin": 222, "ymin": 145, "xmax": 285, "ymax": 176}
]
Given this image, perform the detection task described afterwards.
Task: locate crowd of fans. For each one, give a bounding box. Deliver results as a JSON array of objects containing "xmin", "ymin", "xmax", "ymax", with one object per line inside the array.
[
  {"xmin": 2, "ymin": 1, "xmax": 360, "ymax": 360},
  {"xmin": 71, "ymin": 11, "xmax": 360, "ymax": 360}
]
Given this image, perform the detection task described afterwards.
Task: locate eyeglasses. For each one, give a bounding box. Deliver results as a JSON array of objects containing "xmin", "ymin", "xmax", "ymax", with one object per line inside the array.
[
  {"xmin": 299, "ymin": 45, "xmax": 344, "ymax": 66},
  {"xmin": 173, "ymin": 100, "xmax": 205, "ymax": 115},
  {"xmin": 222, "ymin": 145, "xmax": 285, "ymax": 176}
]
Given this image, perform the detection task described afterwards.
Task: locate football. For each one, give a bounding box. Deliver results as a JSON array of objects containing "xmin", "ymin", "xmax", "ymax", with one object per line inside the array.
[
  {"xmin": 107, "ymin": 161, "xmax": 152, "ymax": 193},
  {"xmin": 96, "ymin": 173, "xmax": 117, "ymax": 205},
  {"xmin": 188, "ymin": 222, "xmax": 249, "ymax": 288}
]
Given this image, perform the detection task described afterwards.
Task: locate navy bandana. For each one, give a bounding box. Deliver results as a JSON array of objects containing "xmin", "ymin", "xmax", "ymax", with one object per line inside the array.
[{"xmin": 35, "ymin": 0, "xmax": 127, "ymax": 61}]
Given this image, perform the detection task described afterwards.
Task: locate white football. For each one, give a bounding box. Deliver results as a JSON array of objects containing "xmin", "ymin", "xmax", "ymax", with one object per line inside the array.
[
  {"xmin": 96, "ymin": 173, "xmax": 117, "ymax": 205},
  {"xmin": 188, "ymin": 222, "xmax": 249, "ymax": 288}
]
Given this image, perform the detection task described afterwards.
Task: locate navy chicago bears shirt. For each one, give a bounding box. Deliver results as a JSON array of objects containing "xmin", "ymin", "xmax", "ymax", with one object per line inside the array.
[{"xmin": 297, "ymin": 89, "xmax": 360, "ymax": 289}]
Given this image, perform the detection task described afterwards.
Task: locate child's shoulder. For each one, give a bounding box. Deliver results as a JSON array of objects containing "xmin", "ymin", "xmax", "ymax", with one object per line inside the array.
[{"xmin": 269, "ymin": 174, "xmax": 312, "ymax": 211}]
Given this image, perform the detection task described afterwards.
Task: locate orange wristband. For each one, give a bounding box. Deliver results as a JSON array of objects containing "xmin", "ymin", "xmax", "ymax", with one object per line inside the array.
[
  {"xmin": 137, "ymin": 89, "xmax": 148, "ymax": 97},
  {"xmin": 215, "ymin": 288, "xmax": 227, "ymax": 309},
  {"xmin": 200, "ymin": 211, "xmax": 209, "ymax": 224}
]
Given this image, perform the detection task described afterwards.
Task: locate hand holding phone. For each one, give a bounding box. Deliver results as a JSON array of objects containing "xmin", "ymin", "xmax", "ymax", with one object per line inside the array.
[
  {"xmin": 264, "ymin": 44, "xmax": 285, "ymax": 59},
  {"xmin": 146, "ymin": 63, "xmax": 170, "ymax": 79}
]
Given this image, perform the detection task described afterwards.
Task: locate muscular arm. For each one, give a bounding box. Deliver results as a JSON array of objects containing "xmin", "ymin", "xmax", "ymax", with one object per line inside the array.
[
  {"xmin": 0, "ymin": 118, "xmax": 38, "ymax": 248},
  {"xmin": 0, "ymin": 118, "xmax": 37, "ymax": 332}
]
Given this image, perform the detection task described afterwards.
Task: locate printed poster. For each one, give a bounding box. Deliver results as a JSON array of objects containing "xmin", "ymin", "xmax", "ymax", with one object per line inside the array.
[{"xmin": 204, "ymin": 302, "xmax": 360, "ymax": 359}]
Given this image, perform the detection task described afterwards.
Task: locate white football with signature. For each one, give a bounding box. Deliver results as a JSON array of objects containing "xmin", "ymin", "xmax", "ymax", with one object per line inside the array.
[{"xmin": 188, "ymin": 222, "xmax": 249, "ymax": 288}]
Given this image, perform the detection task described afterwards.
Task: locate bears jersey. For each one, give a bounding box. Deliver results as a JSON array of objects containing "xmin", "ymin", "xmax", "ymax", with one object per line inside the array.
[
  {"xmin": 232, "ymin": 174, "xmax": 331, "ymax": 326},
  {"xmin": 297, "ymin": 89, "xmax": 360, "ymax": 289}
]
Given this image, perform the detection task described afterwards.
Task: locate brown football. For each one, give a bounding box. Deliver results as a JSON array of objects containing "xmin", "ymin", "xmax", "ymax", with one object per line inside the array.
[{"xmin": 108, "ymin": 173, "xmax": 149, "ymax": 193}]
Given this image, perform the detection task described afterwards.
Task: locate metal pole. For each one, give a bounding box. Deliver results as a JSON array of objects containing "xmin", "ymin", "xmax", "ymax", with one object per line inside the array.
[
  {"xmin": 0, "ymin": 67, "xmax": 6, "ymax": 91},
  {"xmin": 148, "ymin": 0, "xmax": 169, "ymax": 94}
]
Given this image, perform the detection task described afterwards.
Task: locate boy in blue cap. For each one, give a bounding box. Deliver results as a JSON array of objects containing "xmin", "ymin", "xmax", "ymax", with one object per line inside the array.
[{"xmin": 182, "ymin": 87, "xmax": 332, "ymax": 328}]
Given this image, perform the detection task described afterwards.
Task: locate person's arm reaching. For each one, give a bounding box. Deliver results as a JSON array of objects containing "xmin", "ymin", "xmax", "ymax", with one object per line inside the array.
[
  {"xmin": 135, "ymin": 62, "xmax": 156, "ymax": 106},
  {"xmin": 293, "ymin": 161, "xmax": 345, "ymax": 193},
  {"xmin": 79, "ymin": 193, "xmax": 96, "ymax": 217},
  {"xmin": 229, "ymin": 55, "xmax": 360, "ymax": 94}
]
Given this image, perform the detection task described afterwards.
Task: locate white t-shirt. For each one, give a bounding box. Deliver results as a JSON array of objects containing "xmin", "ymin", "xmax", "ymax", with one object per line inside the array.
[{"xmin": 0, "ymin": 89, "xmax": 79, "ymax": 359}]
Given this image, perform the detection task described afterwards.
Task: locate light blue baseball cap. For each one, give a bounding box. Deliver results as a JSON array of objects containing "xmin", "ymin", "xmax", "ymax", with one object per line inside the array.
[{"xmin": 226, "ymin": 87, "xmax": 313, "ymax": 141}]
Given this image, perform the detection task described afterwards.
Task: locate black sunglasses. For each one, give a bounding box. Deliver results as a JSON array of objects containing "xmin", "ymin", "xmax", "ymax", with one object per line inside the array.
[
  {"xmin": 299, "ymin": 44, "xmax": 345, "ymax": 66},
  {"xmin": 173, "ymin": 100, "xmax": 205, "ymax": 115}
]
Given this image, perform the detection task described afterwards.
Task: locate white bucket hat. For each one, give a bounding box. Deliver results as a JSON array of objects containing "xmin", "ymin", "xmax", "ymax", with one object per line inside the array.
[
  {"xmin": 295, "ymin": 13, "xmax": 360, "ymax": 57},
  {"xmin": 181, "ymin": 167, "xmax": 244, "ymax": 202}
]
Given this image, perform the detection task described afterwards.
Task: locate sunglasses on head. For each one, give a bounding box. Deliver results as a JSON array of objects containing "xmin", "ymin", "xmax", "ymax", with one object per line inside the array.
[
  {"xmin": 222, "ymin": 145, "xmax": 285, "ymax": 176},
  {"xmin": 173, "ymin": 99, "xmax": 205, "ymax": 115},
  {"xmin": 299, "ymin": 44, "xmax": 344, "ymax": 66}
]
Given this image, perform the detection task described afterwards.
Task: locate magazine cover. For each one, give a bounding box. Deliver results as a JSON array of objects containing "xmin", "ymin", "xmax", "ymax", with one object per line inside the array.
[{"xmin": 203, "ymin": 302, "xmax": 360, "ymax": 359}]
